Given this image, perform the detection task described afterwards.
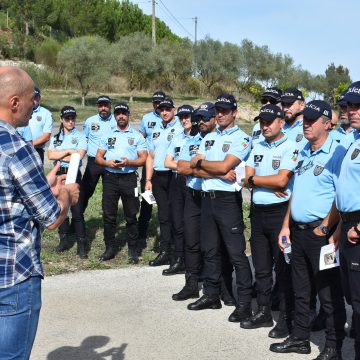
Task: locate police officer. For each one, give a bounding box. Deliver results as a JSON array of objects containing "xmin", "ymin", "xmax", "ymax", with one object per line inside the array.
[
  {"xmin": 138, "ymin": 91, "xmax": 166, "ymax": 253},
  {"xmin": 332, "ymin": 81, "xmax": 360, "ymax": 360},
  {"xmin": 79, "ymin": 96, "xmax": 117, "ymax": 217},
  {"xmin": 173, "ymin": 102, "xmax": 218, "ymax": 300},
  {"xmin": 281, "ymin": 87, "xmax": 308, "ymax": 148},
  {"xmin": 95, "ymin": 103, "xmax": 147, "ymax": 263},
  {"xmin": 187, "ymin": 93, "xmax": 253, "ymax": 321},
  {"xmin": 48, "ymin": 106, "xmax": 88, "ymax": 258},
  {"xmin": 242, "ymin": 104, "xmax": 297, "ymax": 337},
  {"xmin": 162, "ymin": 105, "xmax": 194, "ymax": 275},
  {"xmin": 251, "ymin": 87, "xmax": 282, "ymax": 148},
  {"xmin": 28, "ymin": 87, "xmax": 53, "ymax": 163},
  {"xmin": 270, "ymin": 100, "xmax": 346, "ymax": 359},
  {"xmin": 17, "ymin": 125, "xmax": 32, "ymax": 142},
  {"xmin": 145, "ymin": 97, "xmax": 183, "ymax": 266}
]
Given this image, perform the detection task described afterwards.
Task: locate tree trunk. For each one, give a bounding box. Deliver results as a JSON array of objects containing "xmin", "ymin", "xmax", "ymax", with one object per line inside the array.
[{"xmin": 81, "ymin": 94, "xmax": 85, "ymax": 107}]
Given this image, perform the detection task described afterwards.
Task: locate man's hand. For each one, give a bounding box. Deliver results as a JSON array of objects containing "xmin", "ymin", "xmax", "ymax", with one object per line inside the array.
[
  {"xmin": 220, "ymin": 169, "xmax": 236, "ymax": 182},
  {"xmin": 64, "ymin": 183, "xmax": 80, "ymax": 206},
  {"xmin": 348, "ymin": 226, "xmax": 360, "ymax": 245},
  {"xmin": 190, "ymin": 155, "xmax": 203, "ymax": 169},
  {"xmin": 145, "ymin": 180, "xmax": 152, "ymax": 192},
  {"xmin": 47, "ymin": 163, "xmax": 66, "ymax": 197},
  {"xmin": 278, "ymin": 227, "xmax": 291, "ymax": 252},
  {"xmin": 274, "ymin": 190, "xmax": 288, "ymax": 198}
]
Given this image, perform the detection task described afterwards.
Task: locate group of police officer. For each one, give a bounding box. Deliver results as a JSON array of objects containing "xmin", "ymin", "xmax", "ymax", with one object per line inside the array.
[{"xmin": 20, "ymin": 83, "xmax": 360, "ymax": 359}]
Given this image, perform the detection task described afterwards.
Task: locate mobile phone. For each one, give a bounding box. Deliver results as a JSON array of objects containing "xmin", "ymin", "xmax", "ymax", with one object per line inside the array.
[{"xmin": 114, "ymin": 160, "xmax": 123, "ymax": 164}]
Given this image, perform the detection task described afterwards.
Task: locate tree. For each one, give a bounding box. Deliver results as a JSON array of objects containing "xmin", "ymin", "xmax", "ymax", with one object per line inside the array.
[
  {"xmin": 57, "ymin": 36, "xmax": 111, "ymax": 106},
  {"xmin": 35, "ymin": 38, "xmax": 61, "ymax": 68}
]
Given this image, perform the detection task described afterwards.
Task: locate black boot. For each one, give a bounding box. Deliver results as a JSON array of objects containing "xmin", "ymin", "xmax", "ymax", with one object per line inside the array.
[
  {"xmin": 228, "ymin": 302, "xmax": 252, "ymax": 322},
  {"xmin": 128, "ymin": 246, "xmax": 139, "ymax": 264},
  {"xmin": 56, "ymin": 234, "xmax": 72, "ymax": 253},
  {"xmin": 77, "ymin": 237, "xmax": 88, "ymax": 259},
  {"xmin": 149, "ymin": 250, "xmax": 170, "ymax": 266},
  {"xmin": 162, "ymin": 257, "xmax": 185, "ymax": 275},
  {"xmin": 240, "ymin": 305, "xmax": 273, "ymax": 329},
  {"xmin": 99, "ymin": 245, "xmax": 117, "ymax": 261},
  {"xmin": 187, "ymin": 295, "xmax": 221, "ymax": 310},
  {"xmin": 172, "ymin": 276, "xmax": 199, "ymax": 301},
  {"xmin": 270, "ymin": 335, "xmax": 311, "ymax": 354},
  {"xmin": 314, "ymin": 346, "xmax": 342, "ymax": 360},
  {"xmin": 268, "ymin": 311, "xmax": 293, "ymax": 338}
]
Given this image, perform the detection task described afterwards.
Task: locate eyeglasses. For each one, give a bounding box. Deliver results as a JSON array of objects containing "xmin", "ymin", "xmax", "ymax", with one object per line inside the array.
[
  {"xmin": 261, "ymin": 98, "xmax": 278, "ymax": 105},
  {"xmin": 198, "ymin": 116, "xmax": 214, "ymax": 122}
]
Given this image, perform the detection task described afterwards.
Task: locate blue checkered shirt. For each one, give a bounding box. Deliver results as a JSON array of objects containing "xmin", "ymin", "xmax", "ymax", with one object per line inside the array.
[{"xmin": 0, "ymin": 120, "xmax": 61, "ymax": 288}]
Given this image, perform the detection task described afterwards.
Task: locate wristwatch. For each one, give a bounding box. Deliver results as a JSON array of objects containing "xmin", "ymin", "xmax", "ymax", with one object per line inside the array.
[
  {"xmin": 248, "ymin": 175, "xmax": 255, "ymax": 187},
  {"xmin": 319, "ymin": 224, "xmax": 329, "ymax": 235},
  {"xmin": 354, "ymin": 224, "xmax": 360, "ymax": 237},
  {"xmin": 196, "ymin": 159, "xmax": 203, "ymax": 169}
]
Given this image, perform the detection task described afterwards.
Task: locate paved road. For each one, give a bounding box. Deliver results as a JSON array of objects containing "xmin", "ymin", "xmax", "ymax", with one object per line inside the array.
[{"xmin": 31, "ymin": 267, "xmax": 354, "ymax": 360}]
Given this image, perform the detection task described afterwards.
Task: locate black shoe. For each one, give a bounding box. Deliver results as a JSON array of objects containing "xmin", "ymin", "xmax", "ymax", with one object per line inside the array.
[
  {"xmin": 311, "ymin": 307, "xmax": 326, "ymax": 332},
  {"xmin": 314, "ymin": 347, "xmax": 342, "ymax": 360},
  {"xmin": 269, "ymin": 335, "xmax": 311, "ymax": 354},
  {"xmin": 187, "ymin": 295, "xmax": 221, "ymax": 311},
  {"xmin": 99, "ymin": 247, "xmax": 117, "ymax": 261},
  {"xmin": 77, "ymin": 237, "xmax": 88, "ymax": 259},
  {"xmin": 172, "ymin": 276, "xmax": 199, "ymax": 301},
  {"xmin": 162, "ymin": 257, "xmax": 185, "ymax": 275},
  {"xmin": 149, "ymin": 251, "xmax": 170, "ymax": 267},
  {"xmin": 128, "ymin": 246, "xmax": 139, "ymax": 264},
  {"xmin": 240, "ymin": 305, "xmax": 273, "ymax": 329},
  {"xmin": 228, "ymin": 303, "xmax": 252, "ymax": 322},
  {"xmin": 56, "ymin": 234, "xmax": 72, "ymax": 253},
  {"xmin": 268, "ymin": 311, "xmax": 293, "ymax": 339}
]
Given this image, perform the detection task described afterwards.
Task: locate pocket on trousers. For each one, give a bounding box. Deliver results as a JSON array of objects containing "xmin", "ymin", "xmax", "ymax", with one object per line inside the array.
[
  {"xmin": 230, "ymin": 224, "xmax": 243, "ymax": 234},
  {"xmin": 0, "ymin": 285, "xmax": 18, "ymax": 316}
]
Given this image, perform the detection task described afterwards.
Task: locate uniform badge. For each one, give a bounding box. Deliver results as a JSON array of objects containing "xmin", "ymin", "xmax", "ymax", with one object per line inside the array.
[
  {"xmin": 205, "ymin": 140, "xmax": 215, "ymax": 151},
  {"xmin": 174, "ymin": 146, "xmax": 181, "ymax": 156},
  {"xmin": 351, "ymin": 148, "xmax": 360, "ymax": 160},
  {"xmin": 54, "ymin": 140, "xmax": 63, "ymax": 147},
  {"xmin": 254, "ymin": 155, "xmax": 264, "ymax": 163},
  {"xmin": 148, "ymin": 122, "xmax": 156, "ymax": 128},
  {"xmin": 108, "ymin": 137, "xmax": 116, "ymax": 146},
  {"xmin": 128, "ymin": 137, "xmax": 135, "ymax": 145},
  {"xmin": 240, "ymin": 137, "xmax": 250, "ymax": 148},
  {"xmin": 272, "ymin": 160, "xmax": 280, "ymax": 170},
  {"xmin": 296, "ymin": 134, "xmax": 303, "ymax": 142},
  {"xmin": 153, "ymin": 132, "xmax": 160, "ymax": 139},
  {"xmin": 295, "ymin": 160, "xmax": 304, "ymax": 171},
  {"xmin": 222, "ymin": 142, "xmax": 231, "ymax": 152},
  {"xmin": 167, "ymin": 134, "xmax": 174, "ymax": 141},
  {"xmin": 189, "ymin": 144, "xmax": 199, "ymax": 156},
  {"xmin": 71, "ymin": 137, "xmax": 78, "ymax": 145},
  {"xmin": 291, "ymin": 150, "xmax": 299, "ymax": 162},
  {"xmin": 313, "ymin": 165, "xmax": 324, "ymax": 176},
  {"xmin": 91, "ymin": 123, "xmax": 100, "ymax": 132},
  {"xmin": 36, "ymin": 116, "xmax": 42, "ymax": 122},
  {"xmin": 252, "ymin": 130, "xmax": 261, "ymax": 139}
]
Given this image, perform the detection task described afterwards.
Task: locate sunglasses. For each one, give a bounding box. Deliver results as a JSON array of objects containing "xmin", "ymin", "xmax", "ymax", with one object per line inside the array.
[
  {"xmin": 198, "ymin": 116, "xmax": 214, "ymax": 122},
  {"xmin": 261, "ymin": 98, "xmax": 278, "ymax": 105}
]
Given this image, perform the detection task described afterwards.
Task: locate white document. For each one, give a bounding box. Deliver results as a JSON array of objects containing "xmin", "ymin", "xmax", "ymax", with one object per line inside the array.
[
  {"xmin": 141, "ymin": 190, "xmax": 157, "ymax": 205},
  {"xmin": 319, "ymin": 244, "xmax": 339, "ymax": 271},
  {"xmin": 232, "ymin": 161, "xmax": 246, "ymax": 191},
  {"xmin": 65, "ymin": 153, "xmax": 80, "ymax": 184}
]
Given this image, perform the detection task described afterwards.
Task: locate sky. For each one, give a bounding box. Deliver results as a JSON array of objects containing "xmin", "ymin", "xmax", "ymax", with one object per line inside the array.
[{"xmin": 133, "ymin": 0, "xmax": 359, "ymax": 81}]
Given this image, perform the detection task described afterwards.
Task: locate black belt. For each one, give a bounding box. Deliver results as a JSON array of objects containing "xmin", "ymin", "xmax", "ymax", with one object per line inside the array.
[
  {"xmin": 106, "ymin": 171, "xmax": 135, "ymax": 177},
  {"xmin": 201, "ymin": 190, "xmax": 235, "ymax": 199},
  {"xmin": 293, "ymin": 219, "xmax": 322, "ymax": 230},
  {"xmin": 339, "ymin": 211, "xmax": 360, "ymax": 223},
  {"xmin": 154, "ymin": 170, "xmax": 171, "ymax": 176},
  {"xmin": 173, "ymin": 172, "xmax": 186, "ymax": 180},
  {"xmin": 253, "ymin": 201, "xmax": 289, "ymax": 210},
  {"xmin": 56, "ymin": 167, "xmax": 69, "ymax": 175},
  {"xmin": 188, "ymin": 188, "xmax": 202, "ymax": 197}
]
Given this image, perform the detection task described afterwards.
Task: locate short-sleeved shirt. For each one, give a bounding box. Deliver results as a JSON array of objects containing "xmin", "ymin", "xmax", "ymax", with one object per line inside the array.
[
  {"xmin": 290, "ymin": 136, "xmax": 347, "ymax": 223},
  {"xmin": 198, "ymin": 125, "xmax": 250, "ymax": 192},
  {"xmin": 336, "ymin": 137, "xmax": 360, "ymax": 212},
  {"xmin": 166, "ymin": 132, "xmax": 192, "ymax": 172},
  {"xmin": 247, "ymin": 136, "xmax": 299, "ymax": 205},
  {"xmin": 148, "ymin": 119, "xmax": 183, "ymax": 171},
  {"xmin": 139, "ymin": 111, "xmax": 162, "ymax": 138},
  {"xmin": 251, "ymin": 122, "xmax": 264, "ymax": 148},
  {"xmin": 178, "ymin": 133, "xmax": 203, "ymax": 190},
  {"xmin": 29, "ymin": 105, "xmax": 53, "ymax": 148},
  {"xmin": 48, "ymin": 128, "xmax": 87, "ymax": 168},
  {"xmin": 83, "ymin": 113, "xmax": 117, "ymax": 157},
  {"xmin": 17, "ymin": 125, "xmax": 33, "ymax": 142},
  {"xmin": 283, "ymin": 119, "xmax": 308, "ymax": 148},
  {"xmin": 99, "ymin": 125, "xmax": 147, "ymax": 174},
  {"xmin": 0, "ymin": 120, "xmax": 61, "ymax": 289},
  {"xmin": 330, "ymin": 127, "xmax": 359, "ymax": 149}
]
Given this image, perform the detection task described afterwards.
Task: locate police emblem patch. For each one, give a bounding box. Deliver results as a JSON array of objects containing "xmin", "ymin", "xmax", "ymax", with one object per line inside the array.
[
  {"xmin": 71, "ymin": 137, "xmax": 78, "ymax": 145},
  {"xmin": 351, "ymin": 148, "xmax": 360, "ymax": 160},
  {"xmin": 272, "ymin": 160, "xmax": 280, "ymax": 170},
  {"xmin": 254, "ymin": 155, "xmax": 264, "ymax": 163},
  {"xmin": 313, "ymin": 165, "xmax": 324, "ymax": 176},
  {"xmin": 296, "ymin": 134, "xmax": 303, "ymax": 142},
  {"xmin": 36, "ymin": 116, "xmax": 42, "ymax": 122},
  {"xmin": 148, "ymin": 122, "xmax": 156, "ymax": 128},
  {"xmin": 205, "ymin": 140, "xmax": 215, "ymax": 151},
  {"xmin": 128, "ymin": 137, "xmax": 135, "ymax": 145},
  {"xmin": 108, "ymin": 137, "xmax": 116, "ymax": 146},
  {"xmin": 222, "ymin": 143, "xmax": 231, "ymax": 152},
  {"xmin": 174, "ymin": 146, "xmax": 181, "ymax": 156},
  {"xmin": 91, "ymin": 123, "xmax": 100, "ymax": 132},
  {"xmin": 153, "ymin": 132, "xmax": 160, "ymax": 139},
  {"xmin": 167, "ymin": 134, "xmax": 174, "ymax": 141},
  {"xmin": 54, "ymin": 140, "xmax": 62, "ymax": 147},
  {"xmin": 189, "ymin": 144, "xmax": 199, "ymax": 156}
]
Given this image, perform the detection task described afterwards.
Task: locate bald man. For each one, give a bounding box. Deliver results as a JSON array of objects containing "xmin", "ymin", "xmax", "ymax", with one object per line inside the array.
[{"xmin": 0, "ymin": 66, "xmax": 79, "ymax": 360}]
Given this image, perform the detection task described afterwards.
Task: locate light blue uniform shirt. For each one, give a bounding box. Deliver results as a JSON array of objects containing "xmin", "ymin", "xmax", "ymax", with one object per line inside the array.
[
  {"xmin": 291, "ymin": 136, "xmax": 347, "ymax": 223},
  {"xmin": 336, "ymin": 137, "xmax": 360, "ymax": 212},
  {"xmin": 17, "ymin": 126, "xmax": 32, "ymax": 142},
  {"xmin": 149, "ymin": 119, "xmax": 183, "ymax": 171},
  {"xmin": 251, "ymin": 122, "xmax": 264, "ymax": 148},
  {"xmin": 247, "ymin": 136, "xmax": 299, "ymax": 205},
  {"xmin": 330, "ymin": 127, "xmax": 358, "ymax": 149},
  {"xmin": 283, "ymin": 119, "xmax": 308, "ymax": 148},
  {"xmin": 139, "ymin": 111, "xmax": 162, "ymax": 138},
  {"xmin": 29, "ymin": 105, "xmax": 53, "ymax": 149},
  {"xmin": 83, "ymin": 114, "xmax": 117, "ymax": 157},
  {"xmin": 198, "ymin": 125, "xmax": 250, "ymax": 192},
  {"xmin": 178, "ymin": 133, "xmax": 203, "ymax": 190},
  {"xmin": 48, "ymin": 128, "xmax": 87, "ymax": 168},
  {"xmin": 99, "ymin": 126, "xmax": 147, "ymax": 174},
  {"xmin": 166, "ymin": 132, "xmax": 192, "ymax": 172}
]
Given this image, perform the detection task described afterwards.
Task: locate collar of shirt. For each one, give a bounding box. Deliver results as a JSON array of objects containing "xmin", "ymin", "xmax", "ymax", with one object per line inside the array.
[
  {"xmin": 302, "ymin": 135, "xmax": 333, "ymax": 158},
  {"xmin": 114, "ymin": 125, "xmax": 133, "ymax": 134},
  {"xmin": 153, "ymin": 111, "xmax": 161, "ymax": 118},
  {"xmin": 284, "ymin": 119, "xmax": 303, "ymax": 131},
  {"xmin": 261, "ymin": 134, "xmax": 288, "ymax": 149},
  {"xmin": 0, "ymin": 119, "xmax": 16, "ymax": 134},
  {"xmin": 160, "ymin": 118, "xmax": 179, "ymax": 129},
  {"xmin": 216, "ymin": 125, "xmax": 239, "ymax": 136},
  {"xmin": 32, "ymin": 105, "xmax": 41, "ymax": 113},
  {"xmin": 355, "ymin": 130, "xmax": 360, "ymax": 140}
]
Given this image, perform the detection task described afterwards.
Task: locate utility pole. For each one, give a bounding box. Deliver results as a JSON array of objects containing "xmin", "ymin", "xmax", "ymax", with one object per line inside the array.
[
  {"xmin": 152, "ymin": 0, "xmax": 156, "ymax": 47},
  {"xmin": 194, "ymin": 16, "xmax": 198, "ymax": 45}
]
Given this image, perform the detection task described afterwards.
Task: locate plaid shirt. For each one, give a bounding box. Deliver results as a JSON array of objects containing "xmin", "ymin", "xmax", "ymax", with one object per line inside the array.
[{"xmin": 0, "ymin": 120, "xmax": 60, "ymax": 288}]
